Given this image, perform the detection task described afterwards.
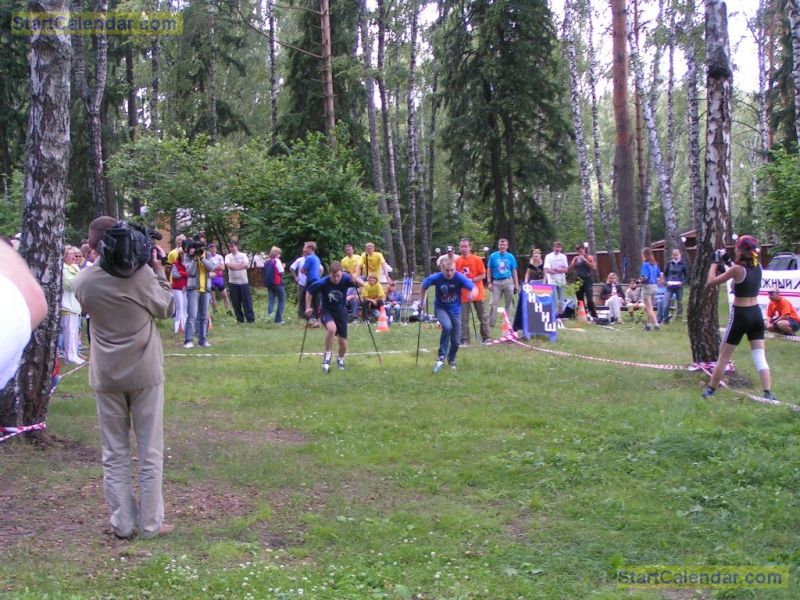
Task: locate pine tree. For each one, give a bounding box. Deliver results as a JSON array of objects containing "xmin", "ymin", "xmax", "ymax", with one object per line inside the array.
[{"xmin": 438, "ymin": 0, "xmax": 572, "ymax": 248}]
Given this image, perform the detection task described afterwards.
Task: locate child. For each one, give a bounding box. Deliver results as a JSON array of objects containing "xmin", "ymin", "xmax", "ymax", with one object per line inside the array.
[
  {"xmin": 385, "ymin": 281, "xmax": 402, "ymax": 323},
  {"xmin": 655, "ymin": 275, "xmax": 668, "ymax": 324}
]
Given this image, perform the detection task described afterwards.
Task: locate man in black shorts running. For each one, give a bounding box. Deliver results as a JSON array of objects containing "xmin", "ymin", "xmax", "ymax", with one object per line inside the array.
[{"xmin": 305, "ymin": 261, "xmax": 365, "ymax": 373}]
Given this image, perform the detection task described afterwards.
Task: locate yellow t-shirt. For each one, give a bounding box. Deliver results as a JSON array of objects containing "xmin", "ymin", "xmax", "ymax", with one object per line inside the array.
[
  {"xmin": 362, "ymin": 281, "xmax": 385, "ymax": 301},
  {"xmin": 359, "ymin": 252, "xmax": 386, "ymax": 278},
  {"xmin": 341, "ymin": 254, "xmax": 360, "ymax": 275}
]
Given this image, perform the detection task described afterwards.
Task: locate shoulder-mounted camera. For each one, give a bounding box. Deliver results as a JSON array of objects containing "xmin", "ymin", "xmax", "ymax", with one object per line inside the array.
[{"xmin": 98, "ymin": 221, "xmax": 163, "ymax": 278}]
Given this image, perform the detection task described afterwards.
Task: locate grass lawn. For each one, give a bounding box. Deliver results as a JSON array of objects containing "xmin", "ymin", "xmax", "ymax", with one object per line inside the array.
[{"xmin": 2, "ymin": 289, "xmax": 799, "ymax": 599}]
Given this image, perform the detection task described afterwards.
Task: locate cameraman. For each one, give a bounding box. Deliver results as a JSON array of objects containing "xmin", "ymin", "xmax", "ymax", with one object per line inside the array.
[
  {"xmin": 74, "ymin": 217, "xmax": 175, "ymax": 539},
  {"xmin": 182, "ymin": 238, "xmax": 215, "ymax": 348},
  {"xmin": 703, "ymin": 236, "xmax": 776, "ymax": 401}
]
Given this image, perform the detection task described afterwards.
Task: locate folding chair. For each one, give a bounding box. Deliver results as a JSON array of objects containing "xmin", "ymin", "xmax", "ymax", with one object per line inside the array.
[{"xmin": 399, "ymin": 276, "xmax": 415, "ymax": 323}]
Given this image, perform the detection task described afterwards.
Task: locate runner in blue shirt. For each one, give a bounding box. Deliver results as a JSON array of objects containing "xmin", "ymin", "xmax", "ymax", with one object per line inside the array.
[
  {"xmin": 422, "ymin": 258, "xmax": 477, "ymax": 373},
  {"xmin": 305, "ymin": 261, "xmax": 364, "ymax": 373}
]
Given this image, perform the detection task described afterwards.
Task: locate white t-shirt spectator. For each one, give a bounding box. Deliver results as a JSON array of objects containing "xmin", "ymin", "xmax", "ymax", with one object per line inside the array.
[
  {"xmin": 290, "ymin": 257, "xmax": 306, "ymax": 287},
  {"xmin": 225, "ymin": 251, "xmax": 250, "ymax": 285},
  {"xmin": 544, "ymin": 251, "xmax": 569, "ymax": 286}
]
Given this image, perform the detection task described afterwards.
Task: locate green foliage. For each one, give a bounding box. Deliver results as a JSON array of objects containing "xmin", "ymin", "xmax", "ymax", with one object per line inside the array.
[
  {"xmin": 233, "ymin": 131, "xmax": 385, "ymax": 263},
  {"xmin": 0, "ymin": 169, "xmax": 22, "ymax": 236},
  {"xmin": 109, "ymin": 130, "xmax": 384, "ymax": 260},
  {"xmin": 759, "ymin": 148, "xmax": 800, "ymax": 249}
]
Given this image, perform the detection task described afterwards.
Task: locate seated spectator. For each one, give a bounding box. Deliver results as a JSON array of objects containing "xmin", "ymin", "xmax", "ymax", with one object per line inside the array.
[
  {"xmin": 360, "ymin": 274, "xmax": 385, "ymax": 321},
  {"xmin": 600, "ymin": 272, "xmax": 626, "ymax": 324},
  {"xmin": 385, "ymin": 281, "xmax": 402, "ymax": 323},
  {"xmin": 766, "ymin": 287, "xmax": 800, "ymax": 335},
  {"xmin": 655, "ymin": 275, "xmax": 669, "ymax": 323},
  {"xmin": 625, "ymin": 279, "xmax": 643, "ymax": 321},
  {"xmin": 345, "ymin": 286, "xmax": 360, "ymax": 322}
]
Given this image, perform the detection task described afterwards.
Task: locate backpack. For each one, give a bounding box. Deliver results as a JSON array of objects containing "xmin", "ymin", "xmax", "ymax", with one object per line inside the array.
[{"xmin": 263, "ymin": 258, "xmax": 281, "ymax": 286}]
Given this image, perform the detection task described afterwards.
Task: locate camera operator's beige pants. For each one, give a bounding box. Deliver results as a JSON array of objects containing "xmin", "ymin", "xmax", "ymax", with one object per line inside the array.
[{"xmin": 96, "ymin": 384, "xmax": 164, "ymax": 539}]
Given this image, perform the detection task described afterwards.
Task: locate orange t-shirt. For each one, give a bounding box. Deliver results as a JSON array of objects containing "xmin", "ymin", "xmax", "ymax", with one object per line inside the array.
[
  {"xmin": 455, "ymin": 254, "xmax": 486, "ymax": 302},
  {"xmin": 767, "ymin": 297, "xmax": 799, "ymax": 322}
]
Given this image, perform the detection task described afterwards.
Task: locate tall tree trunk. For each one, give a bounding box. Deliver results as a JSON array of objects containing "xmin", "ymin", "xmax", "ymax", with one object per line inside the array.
[
  {"xmin": 632, "ymin": 0, "xmax": 647, "ymax": 243},
  {"xmin": 753, "ymin": 0, "xmax": 769, "ymax": 159},
  {"xmin": 358, "ymin": 0, "xmax": 393, "ymax": 266},
  {"xmin": 377, "ymin": 0, "xmax": 407, "ymax": 275},
  {"xmin": 587, "ymin": 2, "xmax": 619, "ymax": 274},
  {"xmin": 268, "ymin": 0, "xmax": 278, "ymax": 145},
  {"xmin": 666, "ymin": 3, "xmax": 677, "ymax": 185},
  {"xmin": 405, "ymin": 0, "xmax": 420, "ymax": 274},
  {"xmin": 611, "ymin": 0, "xmax": 640, "ymax": 281},
  {"xmin": 685, "ymin": 26, "xmax": 704, "ymax": 233},
  {"xmin": 320, "ymin": 0, "xmax": 335, "ymax": 146},
  {"xmin": 564, "ymin": 0, "xmax": 597, "ymax": 256},
  {"xmin": 72, "ymin": 0, "xmax": 109, "ymax": 218},
  {"xmin": 150, "ymin": 0, "xmax": 159, "ymax": 135},
  {"xmin": 125, "ymin": 44, "xmax": 137, "ymax": 144},
  {"xmin": 208, "ymin": 6, "xmax": 218, "ymax": 143},
  {"xmin": 688, "ymin": 0, "xmax": 732, "ymax": 364},
  {"xmin": 501, "ymin": 114, "xmax": 518, "ymax": 251},
  {"xmin": 789, "ymin": 0, "xmax": 800, "ymax": 149},
  {"xmin": 628, "ymin": 14, "xmax": 685, "ymax": 258},
  {"xmin": 0, "ymin": 0, "xmax": 71, "ymax": 440},
  {"xmin": 424, "ymin": 22, "xmax": 442, "ymax": 275}
]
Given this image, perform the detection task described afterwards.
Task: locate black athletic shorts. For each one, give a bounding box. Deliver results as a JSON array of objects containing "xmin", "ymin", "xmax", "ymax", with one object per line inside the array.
[
  {"xmin": 722, "ymin": 304, "xmax": 765, "ymax": 345},
  {"xmin": 321, "ymin": 310, "xmax": 348, "ymax": 339}
]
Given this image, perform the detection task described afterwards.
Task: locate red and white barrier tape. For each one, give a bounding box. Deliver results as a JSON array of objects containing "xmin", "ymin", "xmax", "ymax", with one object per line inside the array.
[{"xmin": 0, "ymin": 422, "xmax": 47, "ymax": 444}]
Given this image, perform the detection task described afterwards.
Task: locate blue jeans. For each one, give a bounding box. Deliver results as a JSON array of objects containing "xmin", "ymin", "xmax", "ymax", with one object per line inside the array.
[
  {"xmin": 267, "ymin": 285, "xmax": 286, "ymax": 323},
  {"xmin": 185, "ymin": 290, "xmax": 210, "ymax": 344},
  {"xmin": 435, "ymin": 307, "xmax": 462, "ymax": 364},
  {"xmin": 664, "ymin": 285, "xmax": 683, "ymax": 319}
]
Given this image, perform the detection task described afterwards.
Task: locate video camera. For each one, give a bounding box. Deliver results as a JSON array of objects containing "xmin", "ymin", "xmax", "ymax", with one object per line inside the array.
[
  {"xmin": 98, "ymin": 221, "xmax": 163, "ymax": 278},
  {"xmin": 713, "ymin": 249, "xmax": 733, "ymax": 273},
  {"xmin": 182, "ymin": 234, "xmax": 206, "ymax": 256}
]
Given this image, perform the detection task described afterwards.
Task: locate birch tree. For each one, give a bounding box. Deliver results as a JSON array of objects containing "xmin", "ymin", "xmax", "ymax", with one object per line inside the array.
[
  {"xmin": 0, "ymin": 0, "xmax": 71, "ymax": 440},
  {"xmin": 564, "ymin": 0, "xmax": 597, "ymax": 256},
  {"xmin": 628, "ymin": 10, "xmax": 685, "ymax": 258},
  {"xmin": 687, "ymin": 0, "xmax": 732, "ymax": 364}
]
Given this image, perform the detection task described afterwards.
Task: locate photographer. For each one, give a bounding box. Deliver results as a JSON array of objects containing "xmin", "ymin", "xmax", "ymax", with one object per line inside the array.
[
  {"xmin": 703, "ymin": 236, "xmax": 776, "ymax": 401},
  {"xmin": 74, "ymin": 217, "xmax": 175, "ymax": 539},
  {"xmin": 181, "ymin": 238, "xmax": 215, "ymax": 348}
]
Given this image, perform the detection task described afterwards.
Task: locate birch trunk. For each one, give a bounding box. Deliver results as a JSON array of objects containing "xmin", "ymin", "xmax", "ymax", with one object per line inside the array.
[
  {"xmin": 633, "ymin": 0, "xmax": 647, "ymax": 243},
  {"xmin": 208, "ymin": 5, "xmax": 218, "ymax": 143},
  {"xmin": 377, "ymin": 0, "xmax": 407, "ymax": 275},
  {"xmin": 423, "ymin": 1, "xmax": 444, "ymax": 276},
  {"xmin": 688, "ymin": 0, "xmax": 732, "ymax": 364},
  {"xmin": 754, "ymin": 0, "xmax": 769, "ymax": 158},
  {"xmin": 587, "ymin": 2, "xmax": 618, "ymax": 274},
  {"xmin": 788, "ymin": 0, "xmax": 800, "ymax": 149},
  {"xmin": 564, "ymin": 0, "xmax": 597, "ymax": 256},
  {"xmin": 666, "ymin": 4, "xmax": 677, "ymax": 184},
  {"xmin": 72, "ymin": 0, "xmax": 109, "ymax": 217},
  {"xmin": 405, "ymin": 0, "xmax": 420, "ymax": 274},
  {"xmin": 628, "ymin": 15, "xmax": 684, "ymax": 257},
  {"xmin": 685, "ymin": 30, "xmax": 703, "ymax": 232},
  {"xmin": 358, "ymin": 0, "xmax": 394, "ymax": 265},
  {"xmin": 0, "ymin": 0, "xmax": 71, "ymax": 439},
  {"xmin": 612, "ymin": 0, "xmax": 641, "ymax": 280}
]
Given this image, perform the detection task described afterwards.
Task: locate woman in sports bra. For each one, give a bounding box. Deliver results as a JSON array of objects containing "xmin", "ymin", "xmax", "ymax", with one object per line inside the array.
[{"xmin": 703, "ymin": 235, "xmax": 776, "ymax": 401}]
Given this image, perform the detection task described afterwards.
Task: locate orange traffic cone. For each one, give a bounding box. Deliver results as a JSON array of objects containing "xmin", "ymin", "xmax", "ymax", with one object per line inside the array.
[
  {"xmin": 376, "ymin": 305, "xmax": 390, "ymax": 332},
  {"xmin": 577, "ymin": 300, "xmax": 587, "ymax": 320}
]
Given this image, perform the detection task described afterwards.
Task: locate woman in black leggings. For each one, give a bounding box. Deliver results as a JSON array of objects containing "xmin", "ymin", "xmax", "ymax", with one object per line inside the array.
[{"xmin": 703, "ymin": 235, "xmax": 775, "ymax": 401}]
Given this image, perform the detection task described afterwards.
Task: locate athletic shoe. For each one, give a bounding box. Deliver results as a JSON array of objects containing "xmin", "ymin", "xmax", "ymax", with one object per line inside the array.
[
  {"xmin": 432, "ymin": 358, "xmax": 445, "ymax": 374},
  {"xmin": 183, "ymin": 342, "xmax": 194, "ymax": 349},
  {"xmin": 481, "ymin": 339, "xmax": 492, "ymax": 345},
  {"xmin": 644, "ymin": 323, "xmax": 652, "ymax": 331},
  {"xmin": 322, "ymin": 361, "xmax": 331, "ymax": 374},
  {"xmin": 763, "ymin": 390, "xmax": 778, "ymax": 401},
  {"xmin": 654, "ymin": 324, "xmax": 661, "ymax": 331},
  {"xmin": 702, "ymin": 386, "xmax": 716, "ymax": 398},
  {"xmin": 199, "ymin": 341, "xmax": 212, "ymax": 348},
  {"xmin": 337, "ymin": 357, "xmax": 345, "ymax": 370},
  {"xmin": 449, "ymin": 362, "xmax": 457, "ymax": 370}
]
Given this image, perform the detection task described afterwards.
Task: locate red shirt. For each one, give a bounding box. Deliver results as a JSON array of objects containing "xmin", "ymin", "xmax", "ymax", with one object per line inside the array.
[{"xmin": 455, "ymin": 254, "xmax": 486, "ymax": 302}]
